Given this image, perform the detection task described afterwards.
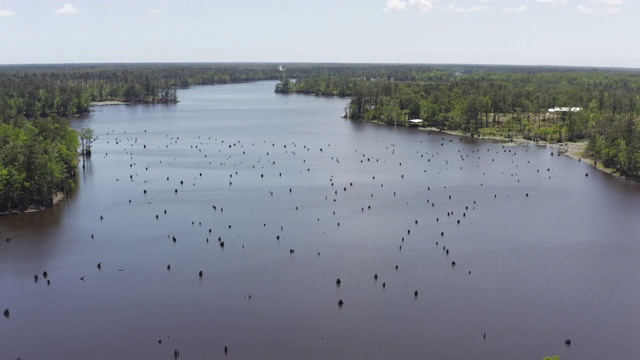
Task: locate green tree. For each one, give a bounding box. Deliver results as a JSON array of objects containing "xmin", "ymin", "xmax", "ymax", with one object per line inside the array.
[{"xmin": 79, "ymin": 127, "xmax": 95, "ymax": 156}]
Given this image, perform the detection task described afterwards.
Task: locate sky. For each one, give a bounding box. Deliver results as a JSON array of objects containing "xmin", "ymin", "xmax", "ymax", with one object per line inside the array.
[{"xmin": 0, "ymin": 0, "xmax": 639, "ymax": 67}]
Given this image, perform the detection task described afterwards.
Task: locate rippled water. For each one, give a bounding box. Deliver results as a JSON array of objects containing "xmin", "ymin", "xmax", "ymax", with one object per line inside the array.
[{"xmin": 2, "ymin": 81, "xmax": 640, "ymax": 360}]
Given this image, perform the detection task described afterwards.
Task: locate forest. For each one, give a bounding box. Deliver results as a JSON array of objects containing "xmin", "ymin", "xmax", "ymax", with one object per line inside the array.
[
  {"xmin": 2, "ymin": 63, "xmax": 640, "ymax": 212},
  {"xmin": 276, "ymin": 66, "xmax": 640, "ymax": 178},
  {"xmin": 0, "ymin": 63, "xmax": 301, "ymax": 212},
  {"xmin": 0, "ymin": 116, "xmax": 79, "ymax": 212}
]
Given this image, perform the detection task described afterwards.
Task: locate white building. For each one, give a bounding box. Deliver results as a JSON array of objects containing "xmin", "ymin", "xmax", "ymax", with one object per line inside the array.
[{"xmin": 548, "ymin": 107, "xmax": 582, "ymax": 113}]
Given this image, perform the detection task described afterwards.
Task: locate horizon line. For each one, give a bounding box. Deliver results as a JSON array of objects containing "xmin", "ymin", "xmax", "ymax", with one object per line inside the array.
[{"xmin": 1, "ymin": 61, "xmax": 638, "ymax": 71}]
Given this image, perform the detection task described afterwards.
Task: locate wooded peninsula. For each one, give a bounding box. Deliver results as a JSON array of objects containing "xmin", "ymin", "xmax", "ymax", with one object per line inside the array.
[
  {"xmin": 276, "ymin": 65, "xmax": 640, "ymax": 179},
  {"xmin": 2, "ymin": 63, "xmax": 640, "ymax": 213},
  {"xmin": 0, "ymin": 63, "xmax": 285, "ymax": 213}
]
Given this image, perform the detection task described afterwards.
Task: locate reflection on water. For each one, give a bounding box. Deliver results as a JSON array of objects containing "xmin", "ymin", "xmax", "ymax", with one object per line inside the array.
[{"xmin": 1, "ymin": 81, "xmax": 640, "ymax": 360}]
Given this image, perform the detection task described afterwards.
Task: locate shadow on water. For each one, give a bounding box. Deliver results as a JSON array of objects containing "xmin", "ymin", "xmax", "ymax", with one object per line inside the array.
[
  {"xmin": 0, "ymin": 167, "xmax": 83, "ymax": 268},
  {"xmin": 1, "ymin": 173, "xmax": 80, "ymax": 230}
]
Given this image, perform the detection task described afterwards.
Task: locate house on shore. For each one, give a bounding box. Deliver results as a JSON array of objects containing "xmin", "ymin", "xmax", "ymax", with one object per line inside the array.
[{"xmin": 548, "ymin": 107, "xmax": 582, "ymax": 113}]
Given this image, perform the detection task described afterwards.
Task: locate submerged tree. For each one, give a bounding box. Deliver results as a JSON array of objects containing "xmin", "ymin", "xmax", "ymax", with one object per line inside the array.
[{"xmin": 79, "ymin": 127, "xmax": 95, "ymax": 156}]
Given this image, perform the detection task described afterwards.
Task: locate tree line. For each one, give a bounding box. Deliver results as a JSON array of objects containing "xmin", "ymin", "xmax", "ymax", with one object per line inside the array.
[
  {"xmin": 2, "ymin": 63, "xmax": 639, "ymax": 213},
  {"xmin": 276, "ymin": 66, "xmax": 640, "ymax": 178},
  {"xmin": 0, "ymin": 63, "xmax": 290, "ymax": 212},
  {"xmin": 0, "ymin": 116, "xmax": 79, "ymax": 212},
  {"xmin": 0, "ymin": 63, "xmax": 292, "ymax": 120}
]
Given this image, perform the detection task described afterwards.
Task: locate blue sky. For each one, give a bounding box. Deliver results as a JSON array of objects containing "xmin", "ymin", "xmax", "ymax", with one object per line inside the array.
[{"xmin": 0, "ymin": 0, "xmax": 638, "ymax": 67}]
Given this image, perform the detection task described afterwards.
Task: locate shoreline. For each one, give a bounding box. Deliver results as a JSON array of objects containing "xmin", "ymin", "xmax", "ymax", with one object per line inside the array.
[
  {"xmin": 353, "ymin": 120, "xmax": 621, "ymax": 177},
  {"xmin": 52, "ymin": 191, "xmax": 66, "ymax": 206},
  {"xmin": 0, "ymin": 192, "xmax": 67, "ymax": 216},
  {"xmin": 90, "ymin": 100, "xmax": 179, "ymax": 107},
  {"xmin": 90, "ymin": 101, "xmax": 131, "ymax": 106},
  {"xmin": 418, "ymin": 126, "xmax": 623, "ymax": 179}
]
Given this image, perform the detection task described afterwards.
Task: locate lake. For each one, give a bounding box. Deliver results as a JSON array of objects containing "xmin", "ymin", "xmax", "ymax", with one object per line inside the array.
[{"xmin": 2, "ymin": 81, "xmax": 640, "ymax": 360}]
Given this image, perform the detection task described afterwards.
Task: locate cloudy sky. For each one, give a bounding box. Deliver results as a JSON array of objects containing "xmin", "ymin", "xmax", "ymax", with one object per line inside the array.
[{"xmin": 0, "ymin": 0, "xmax": 637, "ymax": 67}]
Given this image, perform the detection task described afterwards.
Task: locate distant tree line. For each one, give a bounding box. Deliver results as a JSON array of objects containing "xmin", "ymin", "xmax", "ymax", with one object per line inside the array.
[
  {"xmin": 0, "ymin": 63, "xmax": 295, "ymax": 120},
  {"xmin": 276, "ymin": 66, "xmax": 640, "ymax": 178},
  {"xmin": 2, "ymin": 63, "xmax": 639, "ymax": 213}
]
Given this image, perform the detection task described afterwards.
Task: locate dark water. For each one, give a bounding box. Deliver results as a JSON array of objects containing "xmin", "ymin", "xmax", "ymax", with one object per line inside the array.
[{"xmin": 2, "ymin": 81, "xmax": 640, "ymax": 360}]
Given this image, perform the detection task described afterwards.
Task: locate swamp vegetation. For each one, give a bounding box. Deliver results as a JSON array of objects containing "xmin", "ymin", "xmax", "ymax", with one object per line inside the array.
[
  {"xmin": 2, "ymin": 63, "xmax": 640, "ymax": 212},
  {"xmin": 276, "ymin": 65, "xmax": 640, "ymax": 178}
]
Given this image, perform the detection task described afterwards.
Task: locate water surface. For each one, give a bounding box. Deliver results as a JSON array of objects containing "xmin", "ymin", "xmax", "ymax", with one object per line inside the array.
[{"xmin": 2, "ymin": 81, "xmax": 640, "ymax": 360}]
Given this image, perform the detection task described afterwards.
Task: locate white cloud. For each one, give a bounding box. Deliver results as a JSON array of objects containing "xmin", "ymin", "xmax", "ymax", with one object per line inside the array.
[
  {"xmin": 593, "ymin": 0, "xmax": 623, "ymax": 4},
  {"xmin": 444, "ymin": 4, "xmax": 491, "ymax": 12},
  {"xmin": 384, "ymin": 0, "xmax": 407, "ymax": 12},
  {"xmin": 383, "ymin": 0, "xmax": 496, "ymax": 15},
  {"xmin": 467, "ymin": 5, "xmax": 492, "ymax": 12},
  {"xmin": 577, "ymin": 5, "xmax": 598, "ymax": 13},
  {"xmin": 446, "ymin": 4, "xmax": 466, "ymax": 12},
  {"xmin": 55, "ymin": 4, "xmax": 79, "ymax": 15},
  {"xmin": 0, "ymin": 9, "xmax": 16, "ymax": 17},
  {"xmin": 536, "ymin": 0, "xmax": 569, "ymax": 4},
  {"xmin": 409, "ymin": 0, "xmax": 434, "ymax": 13},
  {"xmin": 383, "ymin": 0, "xmax": 433, "ymax": 13},
  {"xmin": 384, "ymin": 0, "xmax": 435, "ymax": 13},
  {"xmin": 503, "ymin": 5, "xmax": 528, "ymax": 13},
  {"xmin": 149, "ymin": 9, "xmax": 160, "ymax": 14},
  {"xmin": 575, "ymin": 3, "xmax": 622, "ymax": 15}
]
